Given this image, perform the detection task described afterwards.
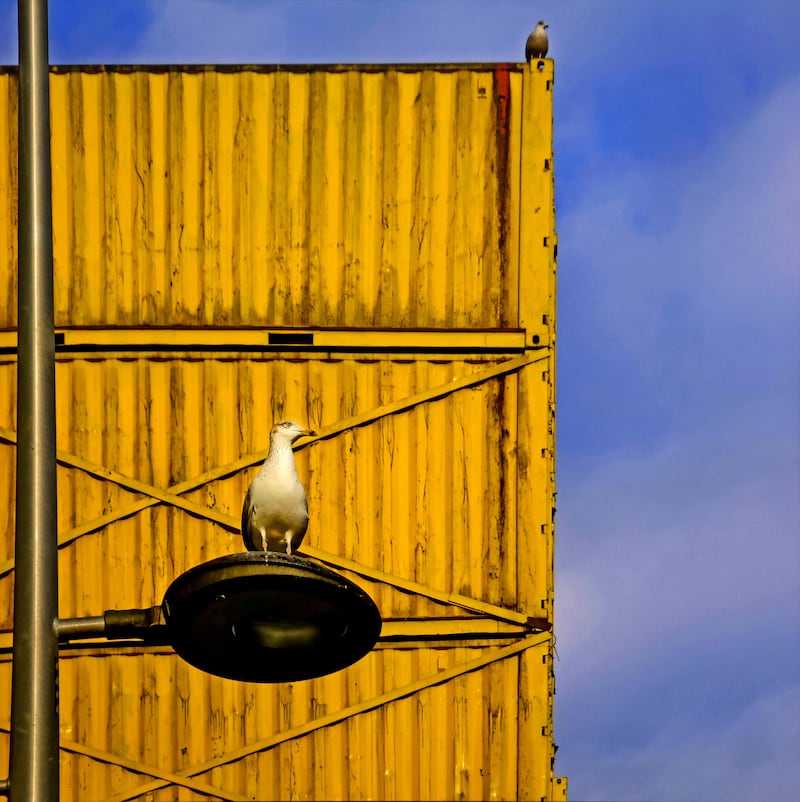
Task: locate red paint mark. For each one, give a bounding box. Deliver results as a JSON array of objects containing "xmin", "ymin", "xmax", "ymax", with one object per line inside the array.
[{"xmin": 494, "ymin": 67, "xmax": 511, "ymax": 135}]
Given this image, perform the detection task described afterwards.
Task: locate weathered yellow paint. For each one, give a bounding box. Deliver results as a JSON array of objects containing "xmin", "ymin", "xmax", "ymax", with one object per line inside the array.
[
  {"xmin": 2, "ymin": 64, "xmax": 531, "ymax": 331},
  {"xmin": 0, "ymin": 60, "xmax": 561, "ymax": 800}
]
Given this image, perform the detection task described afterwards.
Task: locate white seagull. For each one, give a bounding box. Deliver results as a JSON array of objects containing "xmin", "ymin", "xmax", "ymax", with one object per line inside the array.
[
  {"xmin": 241, "ymin": 420, "xmax": 315, "ymax": 555},
  {"xmin": 525, "ymin": 20, "xmax": 549, "ymax": 60}
]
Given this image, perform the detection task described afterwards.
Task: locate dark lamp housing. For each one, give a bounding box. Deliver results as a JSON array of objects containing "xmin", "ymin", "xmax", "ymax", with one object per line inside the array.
[{"xmin": 162, "ymin": 553, "xmax": 382, "ymax": 683}]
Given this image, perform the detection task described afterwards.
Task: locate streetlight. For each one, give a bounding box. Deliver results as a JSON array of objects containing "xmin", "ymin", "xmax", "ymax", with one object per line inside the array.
[{"xmin": 56, "ymin": 553, "xmax": 382, "ymax": 684}]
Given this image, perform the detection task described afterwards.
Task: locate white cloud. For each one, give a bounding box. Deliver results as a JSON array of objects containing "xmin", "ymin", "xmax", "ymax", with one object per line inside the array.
[
  {"xmin": 132, "ymin": 0, "xmax": 535, "ymax": 64},
  {"xmin": 569, "ymin": 685, "xmax": 800, "ymax": 801},
  {"xmin": 133, "ymin": 0, "xmax": 291, "ymax": 63},
  {"xmin": 121, "ymin": 0, "xmax": 622, "ymax": 65},
  {"xmin": 558, "ymin": 73, "xmax": 800, "ymax": 408},
  {"xmin": 554, "ymin": 72, "xmax": 800, "ymax": 801},
  {"xmin": 557, "ymin": 397, "xmax": 800, "ymax": 667}
]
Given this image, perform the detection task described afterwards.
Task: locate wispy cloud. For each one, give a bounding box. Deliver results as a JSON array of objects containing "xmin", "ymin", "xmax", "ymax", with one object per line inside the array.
[
  {"xmin": 557, "ymin": 72, "xmax": 800, "ymax": 454},
  {"xmin": 568, "ymin": 685, "xmax": 800, "ymax": 801},
  {"xmin": 555, "ymin": 69, "xmax": 800, "ymax": 801}
]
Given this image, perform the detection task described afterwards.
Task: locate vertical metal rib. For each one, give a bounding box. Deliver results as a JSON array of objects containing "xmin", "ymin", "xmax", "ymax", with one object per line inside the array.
[{"xmin": 9, "ymin": 0, "xmax": 60, "ymax": 800}]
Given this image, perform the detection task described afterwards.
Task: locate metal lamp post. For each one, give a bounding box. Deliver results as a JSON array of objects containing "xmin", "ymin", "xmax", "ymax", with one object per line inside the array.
[{"xmin": 8, "ymin": 0, "xmax": 60, "ymax": 799}]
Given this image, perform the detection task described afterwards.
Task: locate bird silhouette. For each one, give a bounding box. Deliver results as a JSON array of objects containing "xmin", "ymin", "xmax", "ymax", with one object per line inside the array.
[{"xmin": 241, "ymin": 420, "xmax": 315, "ymax": 555}]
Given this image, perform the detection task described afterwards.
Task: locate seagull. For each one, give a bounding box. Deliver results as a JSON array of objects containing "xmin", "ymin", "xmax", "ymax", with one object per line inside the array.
[
  {"xmin": 241, "ymin": 420, "xmax": 315, "ymax": 555},
  {"xmin": 525, "ymin": 20, "xmax": 549, "ymax": 60}
]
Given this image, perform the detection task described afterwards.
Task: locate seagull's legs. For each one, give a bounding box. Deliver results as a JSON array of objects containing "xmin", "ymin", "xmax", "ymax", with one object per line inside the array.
[
  {"xmin": 284, "ymin": 531, "xmax": 293, "ymax": 556},
  {"xmin": 260, "ymin": 531, "xmax": 269, "ymax": 564}
]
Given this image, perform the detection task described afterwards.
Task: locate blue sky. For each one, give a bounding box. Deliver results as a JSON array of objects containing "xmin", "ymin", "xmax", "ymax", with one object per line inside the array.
[{"xmin": 2, "ymin": 1, "xmax": 799, "ymax": 800}]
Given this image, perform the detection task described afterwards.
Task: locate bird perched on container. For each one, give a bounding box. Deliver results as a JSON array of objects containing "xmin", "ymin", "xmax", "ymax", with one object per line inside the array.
[
  {"xmin": 525, "ymin": 20, "xmax": 549, "ymax": 60},
  {"xmin": 241, "ymin": 420, "xmax": 315, "ymax": 555}
]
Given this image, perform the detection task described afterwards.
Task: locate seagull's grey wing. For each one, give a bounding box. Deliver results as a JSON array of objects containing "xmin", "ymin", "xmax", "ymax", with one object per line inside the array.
[{"xmin": 241, "ymin": 486, "xmax": 255, "ymax": 550}]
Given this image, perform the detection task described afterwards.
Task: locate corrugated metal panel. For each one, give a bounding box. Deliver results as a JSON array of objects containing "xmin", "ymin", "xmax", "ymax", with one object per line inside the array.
[
  {"xmin": 0, "ymin": 353, "xmax": 542, "ymax": 623},
  {"xmin": 29, "ymin": 640, "xmax": 548, "ymax": 801},
  {"xmin": 1, "ymin": 65, "xmax": 523, "ymax": 329},
  {"xmin": 0, "ymin": 60, "xmax": 559, "ymax": 800}
]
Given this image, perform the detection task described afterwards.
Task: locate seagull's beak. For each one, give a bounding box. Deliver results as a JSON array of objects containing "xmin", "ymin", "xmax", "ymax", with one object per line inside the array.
[{"xmin": 300, "ymin": 428, "xmax": 316, "ymax": 437}]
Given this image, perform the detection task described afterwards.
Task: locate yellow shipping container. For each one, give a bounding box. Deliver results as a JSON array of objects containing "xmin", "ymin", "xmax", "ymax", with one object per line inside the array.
[{"xmin": 0, "ymin": 61, "xmax": 562, "ymax": 800}]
